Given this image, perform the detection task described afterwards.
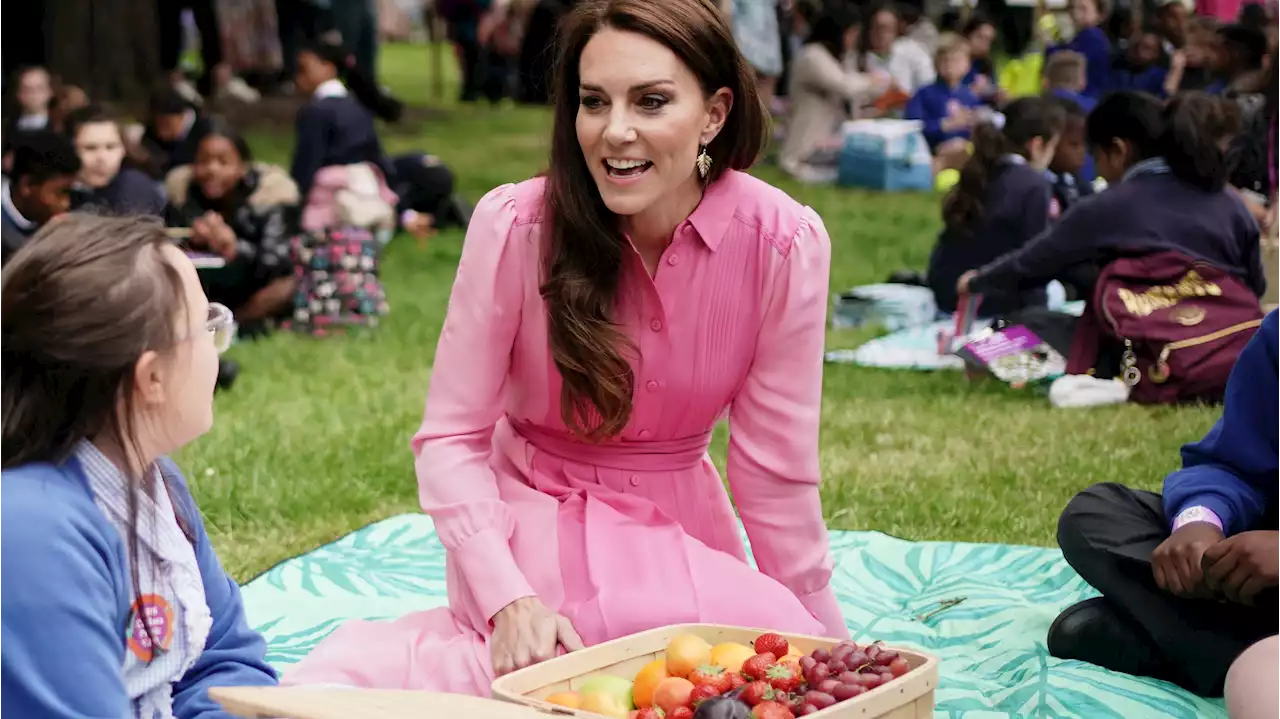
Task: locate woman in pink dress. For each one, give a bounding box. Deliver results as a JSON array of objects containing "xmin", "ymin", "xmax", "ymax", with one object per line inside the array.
[{"xmin": 286, "ymin": 0, "xmax": 848, "ymax": 694}]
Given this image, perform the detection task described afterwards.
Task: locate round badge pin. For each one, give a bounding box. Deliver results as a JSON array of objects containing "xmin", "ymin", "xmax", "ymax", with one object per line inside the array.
[{"xmin": 127, "ymin": 594, "xmax": 175, "ymax": 662}]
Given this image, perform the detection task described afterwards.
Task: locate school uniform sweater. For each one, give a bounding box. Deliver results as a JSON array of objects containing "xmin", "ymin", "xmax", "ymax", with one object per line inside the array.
[
  {"xmin": 928, "ymin": 158, "xmax": 1052, "ymax": 315},
  {"xmin": 969, "ymin": 159, "xmax": 1265, "ymax": 301},
  {"xmin": 290, "ymin": 80, "xmax": 392, "ymax": 199},
  {"xmin": 1048, "ymin": 26, "xmax": 1112, "ymax": 100},
  {"xmin": 1, "ymin": 453, "xmax": 277, "ymax": 718},
  {"xmin": 1, "ymin": 178, "xmax": 40, "ymax": 266},
  {"xmin": 905, "ymin": 81, "xmax": 985, "ymax": 150},
  {"xmin": 1109, "ymin": 59, "xmax": 1169, "ymax": 97},
  {"xmin": 141, "ymin": 112, "xmax": 213, "ymax": 180},
  {"xmin": 71, "ymin": 167, "xmax": 166, "ymax": 217},
  {"xmin": 1163, "ymin": 310, "xmax": 1278, "ymax": 536}
]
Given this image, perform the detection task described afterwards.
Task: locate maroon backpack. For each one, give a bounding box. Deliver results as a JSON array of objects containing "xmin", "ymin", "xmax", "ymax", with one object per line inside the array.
[{"xmin": 1066, "ymin": 250, "xmax": 1264, "ymax": 405}]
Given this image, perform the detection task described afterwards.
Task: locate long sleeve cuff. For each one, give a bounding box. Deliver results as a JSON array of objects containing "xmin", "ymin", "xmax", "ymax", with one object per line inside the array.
[
  {"xmin": 797, "ymin": 584, "xmax": 849, "ymax": 640},
  {"xmin": 452, "ymin": 526, "xmax": 537, "ymax": 623}
]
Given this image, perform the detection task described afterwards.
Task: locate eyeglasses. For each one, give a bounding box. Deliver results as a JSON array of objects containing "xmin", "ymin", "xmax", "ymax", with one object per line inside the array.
[{"xmin": 208, "ymin": 302, "xmax": 234, "ymax": 354}]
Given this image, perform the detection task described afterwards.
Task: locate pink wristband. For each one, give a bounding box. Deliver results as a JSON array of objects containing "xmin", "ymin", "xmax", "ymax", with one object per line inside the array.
[{"xmin": 1172, "ymin": 506, "xmax": 1224, "ymax": 533}]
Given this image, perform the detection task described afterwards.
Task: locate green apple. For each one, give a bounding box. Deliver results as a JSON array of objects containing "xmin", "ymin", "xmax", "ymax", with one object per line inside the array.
[{"xmin": 577, "ymin": 674, "xmax": 634, "ymax": 710}]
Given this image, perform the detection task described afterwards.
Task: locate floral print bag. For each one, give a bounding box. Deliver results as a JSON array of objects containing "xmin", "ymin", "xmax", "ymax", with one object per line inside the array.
[{"xmin": 284, "ymin": 226, "xmax": 390, "ymax": 337}]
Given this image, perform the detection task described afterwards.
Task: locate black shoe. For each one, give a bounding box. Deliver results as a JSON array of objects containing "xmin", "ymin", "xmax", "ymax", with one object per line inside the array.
[
  {"xmin": 216, "ymin": 359, "xmax": 239, "ymax": 392},
  {"xmin": 441, "ymin": 194, "xmax": 473, "ymax": 230},
  {"xmin": 1048, "ymin": 598, "xmax": 1172, "ymax": 681}
]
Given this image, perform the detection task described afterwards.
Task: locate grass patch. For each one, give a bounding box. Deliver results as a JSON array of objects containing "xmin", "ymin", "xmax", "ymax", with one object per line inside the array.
[{"xmin": 194, "ymin": 45, "xmax": 1218, "ymax": 580}]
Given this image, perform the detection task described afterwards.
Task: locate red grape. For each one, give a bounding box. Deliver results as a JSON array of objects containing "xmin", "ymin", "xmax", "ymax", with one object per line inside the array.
[
  {"xmin": 888, "ymin": 657, "xmax": 910, "ymax": 677},
  {"xmin": 837, "ymin": 672, "xmax": 859, "ymax": 685},
  {"xmin": 803, "ymin": 691, "xmax": 836, "ymax": 710},
  {"xmin": 846, "ymin": 651, "xmax": 868, "ymax": 669},
  {"xmin": 810, "ymin": 648, "xmax": 830, "ymax": 664},
  {"xmin": 879, "ymin": 671, "xmax": 895, "ymax": 685},
  {"xmin": 852, "ymin": 673, "xmax": 883, "ymax": 689},
  {"xmin": 817, "ymin": 679, "xmax": 841, "ymax": 695},
  {"xmin": 831, "ymin": 644, "xmax": 855, "ymax": 665},
  {"xmin": 831, "ymin": 683, "xmax": 862, "ymax": 701},
  {"xmin": 798, "ymin": 705, "xmax": 820, "ymax": 716},
  {"xmin": 810, "ymin": 662, "xmax": 829, "ymax": 681},
  {"xmin": 878, "ymin": 650, "xmax": 899, "ymax": 663},
  {"xmin": 865, "ymin": 644, "xmax": 882, "ymax": 662},
  {"xmin": 799, "ymin": 656, "xmax": 816, "ymax": 673}
]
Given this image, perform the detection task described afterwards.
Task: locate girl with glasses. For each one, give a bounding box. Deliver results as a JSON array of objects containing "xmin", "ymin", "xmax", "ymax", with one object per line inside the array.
[{"xmin": 0, "ymin": 214, "xmax": 275, "ymax": 717}]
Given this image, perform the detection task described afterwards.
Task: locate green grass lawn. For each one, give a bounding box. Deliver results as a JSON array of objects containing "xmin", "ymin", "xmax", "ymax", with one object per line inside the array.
[{"xmin": 192, "ymin": 45, "xmax": 1220, "ymax": 581}]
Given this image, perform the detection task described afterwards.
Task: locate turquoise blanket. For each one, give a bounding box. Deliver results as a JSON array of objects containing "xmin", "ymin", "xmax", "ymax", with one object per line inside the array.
[{"xmin": 242, "ymin": 515, "xmax": 1223, "ymax": 718}]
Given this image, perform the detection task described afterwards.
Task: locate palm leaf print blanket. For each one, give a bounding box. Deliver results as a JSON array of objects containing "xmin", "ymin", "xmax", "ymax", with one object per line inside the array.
[{"xmin": 242, "ymin": 514, "xmax": 1224, "ymax": 718}]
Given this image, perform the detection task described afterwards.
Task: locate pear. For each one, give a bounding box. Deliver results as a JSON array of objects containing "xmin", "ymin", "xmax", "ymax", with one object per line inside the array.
[{"xmin": 577, "ymin": 674, "xmax": 635, "ymax": 710}]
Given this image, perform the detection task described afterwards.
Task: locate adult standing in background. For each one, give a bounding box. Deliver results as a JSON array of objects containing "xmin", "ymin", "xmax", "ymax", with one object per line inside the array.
[
  {"xmin": 330, "ymin": 0, "xmax": 381, "ymax": 78},
  {"xmin": 43, "ymin": 0, "xmax": 163, "ymax": 104},
  {"xmin": 729, "ymin": 0, "xmax": 786, "ymax": 111}
]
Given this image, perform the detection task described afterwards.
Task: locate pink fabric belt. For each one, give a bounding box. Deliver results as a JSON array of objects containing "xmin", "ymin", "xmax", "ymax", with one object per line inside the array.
[{"xmin": 510, "ymin": 419, "xmax": 712, "ymax": 472}]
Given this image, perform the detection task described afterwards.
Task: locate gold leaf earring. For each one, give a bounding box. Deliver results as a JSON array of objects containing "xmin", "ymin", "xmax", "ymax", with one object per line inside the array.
[{"xmin": 696, "ymin": 144, "xmax": 712, "ymax": 179}]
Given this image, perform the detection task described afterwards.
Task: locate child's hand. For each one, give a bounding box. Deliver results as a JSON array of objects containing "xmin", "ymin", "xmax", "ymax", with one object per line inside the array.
[
  {"xmin": 1152, "ymin": 521, "xmax": 1224, "ymax": 598},
  {"xmin": 1170, "ymin": 49, "xmax": 1188, "ymax": 72},
  {"xmin": 1202, "ymin": 530, "xmax": 1279, "ymax": 606},
  {"xmin": 970, "ymin": 74, "xmax": 993, "ymax": 96},
  {"xmin": 198, "ymin": 212, "xmax": 237, "ymax": 261}
]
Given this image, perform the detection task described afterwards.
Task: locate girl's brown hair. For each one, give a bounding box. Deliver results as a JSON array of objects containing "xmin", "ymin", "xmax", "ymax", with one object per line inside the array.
[
  {"xmin": 2, "ymin": 213, "xmax": 190, "ymax": 655},
  {"xmin": 542, "ymin": 0, "xmax": 767, "ymax": 440}
]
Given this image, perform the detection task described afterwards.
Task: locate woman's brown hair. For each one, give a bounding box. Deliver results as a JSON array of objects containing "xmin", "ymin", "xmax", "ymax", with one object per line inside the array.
[
  {"xmin": 542, "ymin": 0, "xmax": 767, "ymax": 440},
  {"xmin": 2, "ymin": 213, "xmax": 190, "ymax": 656}
]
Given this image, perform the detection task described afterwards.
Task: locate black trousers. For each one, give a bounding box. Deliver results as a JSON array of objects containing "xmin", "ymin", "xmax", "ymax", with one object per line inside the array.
[
  {"xmin": 390, "ymin": 153, "xmax": 456, "ymax": 223},
  {"xmin": 159, "ymin": 0, "xmax": 223, "ymax": 94},
  {"xmin": 1058, "ymin": 483, "xmax": 1278, "ymax": 696}
]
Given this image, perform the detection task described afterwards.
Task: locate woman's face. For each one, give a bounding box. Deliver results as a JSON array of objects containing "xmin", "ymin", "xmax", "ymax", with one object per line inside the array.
[
  {"xmin": 967, "ymin": 23, "xmax": 995, "ymax": 58},
  {"xmin": 868, "ymin": 11, "xmax": 899, "ymax": 53},
  {"xmin": 75, "ymin": 121, "xmax": 126, "ymax": 189},
  {"xmin": 575, "ymin": 28, "xmax": 730, "ymax": 221},
  {"xmin": 295, "ymin": 50, "xmax": 337, "ymax": 96},
  {"xmin": 192, "ymin": 135, "xmax": 247, "ymax": 201},
  {"xmin": 137, "ymin": 245, "xmax": 223, "ymax": 455}
]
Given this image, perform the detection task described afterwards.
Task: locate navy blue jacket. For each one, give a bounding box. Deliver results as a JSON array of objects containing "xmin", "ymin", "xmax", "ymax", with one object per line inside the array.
[
  {"xmin": 1048, "ymin": 26, "xmax": 1113, "ymax": 100},
  {"xmin": 969, "ymin": 162, "xmax": 1265, "ymax": 300},
  {"xmin": 929, "ymin": 159, "xmax": 1053, "ymax": 315},
  {"xmin": 1, "ymin": 198, "xmax": 38, "ymax": 266},
  {"xmin": 1164, "ymin": 311, "xmax": 1278, "ymax": 535},
  {"xmin": 1110, "ymin": 60, "xmax": 1168, "ymax": 98},
  {"xmin": 290, "ymin": 95, "xmax": 391, "ymax": 199},
  {"xmin": 71, "ymin": 168, "xmax": 165, "ymax": 217}
]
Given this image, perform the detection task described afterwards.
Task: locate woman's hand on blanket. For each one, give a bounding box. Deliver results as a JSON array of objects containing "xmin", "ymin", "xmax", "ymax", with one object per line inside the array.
[
  {"xmin": 491, "ymin": 596, "xmax": 585, "ymax": 676},
  {"xmin": 1152, "ymin": 522, "xmax": 1225, "ymax": 599},
  {"xmin": 1201, "ymin": 530, "xmax": 1279, "ymax": 606}
]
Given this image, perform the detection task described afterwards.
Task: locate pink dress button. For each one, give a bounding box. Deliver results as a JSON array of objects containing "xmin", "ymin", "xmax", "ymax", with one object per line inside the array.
[
  {"xmin": 646, "ymin": 380, "xmax": 659, "ymax": 391},
  {"xmin": 638, "ymin": 429, "xmax": 651, "ymax": 439},
  {"xmin": 650, "ymin": 319, "xmax": 663, "ymax": 331},
  {"xmin": 667, "ymin": 254, "xmax": 680, "ymax": 266},
  {"xmin": 629, "ymin": 475, "xmax": 640, "ymax": 487}
]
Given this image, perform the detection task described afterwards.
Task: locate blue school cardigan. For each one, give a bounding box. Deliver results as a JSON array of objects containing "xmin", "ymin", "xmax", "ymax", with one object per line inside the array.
[
  {"xmin": 1163, "ymin": 310, "xmax": 1279, "ymax": 536},
  {"xmin": 1, "ymin": 456, "xmax": 277, "ymax": 718}
]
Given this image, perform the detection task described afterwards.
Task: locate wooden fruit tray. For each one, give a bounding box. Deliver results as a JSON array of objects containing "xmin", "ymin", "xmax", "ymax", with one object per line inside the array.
[
  {"xmin": 491, "ymin": 623, "xmax": 940, "ymax": 718},
  {"xmin": 210, "ymin": 686, "xmax": 559, "ymax": 718}
]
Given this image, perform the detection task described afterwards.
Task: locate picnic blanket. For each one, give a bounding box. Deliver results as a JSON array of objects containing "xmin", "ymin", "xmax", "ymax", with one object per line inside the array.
[
  {"xmin": 242, "ymin": 514, "xmax": 1223, "ymax": 718},
  {"xmin": 826, "ymin": 300, "xmax": 1086, "ymax": 371}
]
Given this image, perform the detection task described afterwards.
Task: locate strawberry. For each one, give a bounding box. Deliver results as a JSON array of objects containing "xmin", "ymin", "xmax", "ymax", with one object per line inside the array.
[
  {"xmin": 765, "ymin": 663, "xmax": 802, "ymax": 694},
  {"xmin": 726, "ymin": 672, "xmax": 749, "ymax": 690},
  {"xmin": 742, "ymin": 652, "xmax": 777, "ymax": 681},
  {"xmin": 751, "ymin": 700, "xmax": 796, "ymax": 719},
  {"xmin": 740, "ymin": 680, "xmax": 775, "ymax": 707},
  {"xmin": 669, "ymin": 708, "xmax": 694, "ymax": 719},
  {"xmin": 689, "ymin": 683, "xmax": 722, "ymax": 706},
  {"xmin": 688, "ymin": 665, "xmax": 732, "ymax": 694},
  {"xmin": 635, "ymin": 709, "xmax": 666, "ymax": 719},
  {"xmin": 754, "ymin": 633, "xmax": 790, "ymax": 658}
]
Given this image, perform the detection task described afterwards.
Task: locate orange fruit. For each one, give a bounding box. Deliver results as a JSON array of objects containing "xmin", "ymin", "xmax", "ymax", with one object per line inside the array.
[
  {"xmin": 545, "ymin": 692, "xmax": 581, "ymax": 709},
  {"xmin": 632, "ymin": 658, "xmax": 669, "ymax": 708},
  {"xmin": 709, "ymin": 642, "xmax": 756, "ymax": 673},
  {"xmin": 653, "ymin": 677, "xmax": 695, "ymax": 715},
  {"xmin": 665, "ymin": 634, "xmax": 713, "ymax": 678}
]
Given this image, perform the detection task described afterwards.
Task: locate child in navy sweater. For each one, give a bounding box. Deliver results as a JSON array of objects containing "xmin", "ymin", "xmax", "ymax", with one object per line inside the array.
[
  {"xmin": 65, "ymin": 105, "xmax": 165, "ymax": 217},
  {"xmin": 958, "ymin": 91, "xmax": 1264, "ymax": 309},
  {"xmin": 1109, "ymin": 29, "xmax": 1169, "ymax": 97},
  {"xmin": 906, "ymin": 33, "xmax": 985, "ymax": 154},
  {"xmin": 1, "ymin": 131, "xmax": 79, "ymax": 266},
  {"xmin": 1050, "ymin": 310, "xmax": 1277, "ymax": 696},
  {"xmin": 1044, "ymin": 97, "xmax": 1094, "ymax": 218},
  {"xmin": 1, "ymin": 214, "xmax": 277, "ymax": 717},
  {"xmin": 927, "ymin": 96, "xmax": 1066, "ymax": 316},
  {"xmin": 1047, "ymin": 0, "xmax": 1113, "ymax": 100}
]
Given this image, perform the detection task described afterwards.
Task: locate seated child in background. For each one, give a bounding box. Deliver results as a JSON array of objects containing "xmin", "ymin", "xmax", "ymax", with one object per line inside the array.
[
  {"xmin": 65, "ymin": 106, "xmax": 165, "ymax": 217},
  {"xmin": 1166, "ymin": 16, "xmax": 1222, "ymax": 94},
  {"xmin": 1050, "ymin": 310, "xmax": 1277, "ymax": 697},
  {"xmin": 1205, "ymin": 24, "xmax": 1270, "ymax": 96},
  {"xmin": 141, "ymin": 87, "xmax": 213, "ymax": 181},
  {"xmin": 1, "ymin": 131, "xmax": 80, "ymax": 266},
  {"xmin": 906, "ymin": 34, "xmax": 985, "ymax": 160},
  {"xmin": 1044, "ymin": 51, "xmax": 1097, "ymax": 112},
  {"xmin": 164, "ymin": 122, "xmax": 300, "ymax": 335},
  {"xmin": 960, "ymin": 15, "xmax": 1003, "ymax": 104},
  {"xmin": 1047, "ymin": 0, "xmax": 1112, "ymax": 100},
  {"xmin": 1, "ymin": 214, "xmax": 278, "ymax": 717},
  {"xmin": 2, "ymin": 66, "xmax": 54, "ymax": 174},
  {"xmin": 1045, "ymin": 96, "xmax": 1095, "ymax": 215},
  {"xmin": 1110, "ymin": 29, "xmax": 1169, "ymax": 97},
  {"xmin": 926, "ymin": 97, "xmax": 1066, "ymax": 316},
  {"xmin": 900, "ymin": 4, "xmax": 940, "ymax": 56}
]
